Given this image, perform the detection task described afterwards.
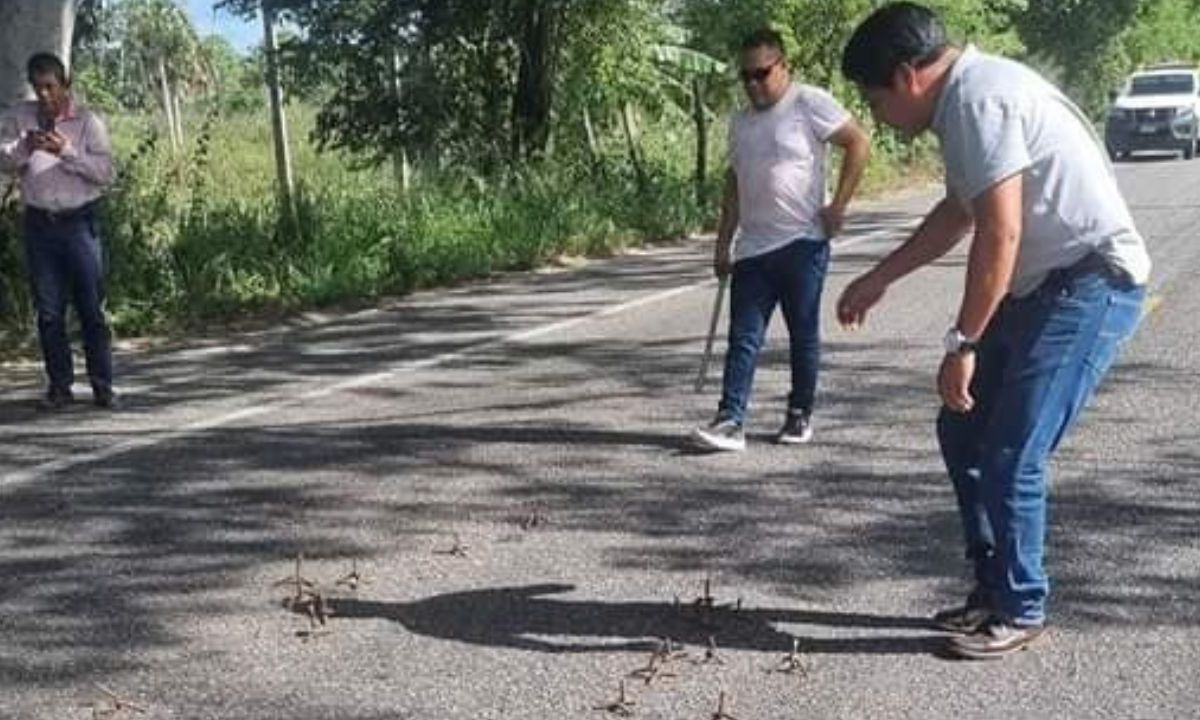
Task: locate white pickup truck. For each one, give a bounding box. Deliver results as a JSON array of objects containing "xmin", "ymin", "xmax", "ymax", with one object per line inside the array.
[{"xmin": 1104, "ymin": 64, "xmax": 1200, "ymax": 161}]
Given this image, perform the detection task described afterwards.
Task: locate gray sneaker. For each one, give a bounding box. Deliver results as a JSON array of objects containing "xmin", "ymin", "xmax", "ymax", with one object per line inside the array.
[
  {"xmin": 947, "ymin": 618, "xmax": 1046, "ymax": 660},
  {"xmin": 690, "ymin": 416, "xmax": 746, "ymax": 452},
  {"xmin": 775, "ymin": 411, "xmax": 813, "ymax": 444}
]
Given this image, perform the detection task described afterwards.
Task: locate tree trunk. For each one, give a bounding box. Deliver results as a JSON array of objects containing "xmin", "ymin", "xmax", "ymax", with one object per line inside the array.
[
  {"xmin": 510, "ymin": 0, "xmax": 557, "ymax": 162},
  {"xmin": 0, "ymin": 0, "xmax": 78, "ymax": 113},
  {"xmin": 620, "ymin": 102, "xmax": 646, "ymax": 189},
  {"xmin": 692, "ymin": 76, "xmax": 708, "ymax": 209},
  {"xmin": 261, "ymin": 2, "xmax": 297, "ymax": 233},
  {"xmin": 172, "ymin": 84, "xmax": 185, "ymax": 147},
  {"xmin": 157, "ymin": 56, "xmax": 179, "ymax": 151},
  {"xmin": 389, "ymin": 46, "xmax": 410, "ymax": 193},
  {"xmin": 582, "ymin": 105, "xmax": 599, "ymax": 164}
]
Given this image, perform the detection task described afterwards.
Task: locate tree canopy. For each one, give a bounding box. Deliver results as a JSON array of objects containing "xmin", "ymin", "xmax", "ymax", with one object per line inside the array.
[{"xmin": 42, "ymin": 0, "xmax": 1200, "ymax": 173}]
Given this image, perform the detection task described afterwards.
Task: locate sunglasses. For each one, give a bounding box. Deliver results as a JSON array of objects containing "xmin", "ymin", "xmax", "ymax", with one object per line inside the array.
[{"xmin": 740, "ymin": 58, "xmax": 781, "ymax": 84}]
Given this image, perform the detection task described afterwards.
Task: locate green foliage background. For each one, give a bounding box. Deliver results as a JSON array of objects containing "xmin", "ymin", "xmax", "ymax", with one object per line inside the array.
[{"xmin": 3, "ymin": 0, "xmax": 1199, "ymax": 350}]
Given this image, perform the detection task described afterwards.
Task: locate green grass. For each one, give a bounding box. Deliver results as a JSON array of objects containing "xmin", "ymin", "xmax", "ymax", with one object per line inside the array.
[{"xmin": 0, "ymin": 104, "xmax": 934, "ymax": 350}]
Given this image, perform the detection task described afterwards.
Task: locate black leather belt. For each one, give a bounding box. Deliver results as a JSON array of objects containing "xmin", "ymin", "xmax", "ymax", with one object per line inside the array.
[
  {"xmin": 26, "ymin": 201, "xmax": 98, "ymax": 224},
  {"xmin": 1061, "ymin": 252, "xmax": 1136, "ymax": 289}
]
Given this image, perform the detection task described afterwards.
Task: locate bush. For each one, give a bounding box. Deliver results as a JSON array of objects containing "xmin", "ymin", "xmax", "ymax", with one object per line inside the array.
[{"xmin": 1, "ymin": 105, "xmax": 933, "ymax": 343}]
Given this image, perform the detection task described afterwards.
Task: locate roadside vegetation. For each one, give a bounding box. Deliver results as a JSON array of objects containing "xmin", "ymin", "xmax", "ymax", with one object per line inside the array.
[{"xmin": 2, "ymin": 0, "xmax": 1198, "ymax": 349}]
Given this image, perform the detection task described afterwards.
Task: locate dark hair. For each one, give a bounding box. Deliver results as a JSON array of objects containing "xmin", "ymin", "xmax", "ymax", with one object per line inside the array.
[
  {"xmin": 26, "ymin": 52, "xmax": 69, "ymax": 86},
  {"xmin": 740, "ymin": 28, "xmax": 785, "ymax": 56},
  {"xmin": 841, "ymin": 2, "xmax": 948, "ymax": 88}
]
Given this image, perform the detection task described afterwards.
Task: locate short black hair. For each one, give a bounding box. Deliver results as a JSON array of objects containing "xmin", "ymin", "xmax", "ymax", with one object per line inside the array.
[
  {"xmin": 841, "ymin": 2, "xmax": 948, "ymax": 88},
  {"xmin": 27, "ymin": 52, "xmax": 69, "ymax": 86},
  {"xmin": 740, "ymin": 28, "xmax": 785, "ymax": 56}
]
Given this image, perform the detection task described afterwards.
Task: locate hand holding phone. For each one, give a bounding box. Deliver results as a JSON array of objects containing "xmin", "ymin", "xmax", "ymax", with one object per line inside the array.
[
  {"xmin": 26, "ymin": 129, "xmax": 47, "ymax": 150},
  {"xmin": 27, "ymin": 128, "xmax": 65, "ymax": 155}
]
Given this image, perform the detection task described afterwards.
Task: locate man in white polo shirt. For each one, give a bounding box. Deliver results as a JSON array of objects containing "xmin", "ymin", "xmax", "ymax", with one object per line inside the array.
[
  {"xmin": 690, "ymin": 28, "xmax": 870, "ymax": 452},
  {"xmin": 839, "ymin": 2, "xmax": 1151, "ymax": 659}
]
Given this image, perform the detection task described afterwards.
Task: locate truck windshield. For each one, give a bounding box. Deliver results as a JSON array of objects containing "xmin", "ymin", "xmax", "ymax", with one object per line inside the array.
[{"xmin": 1129, "ymin": 74, "xmax": 1196, "ymax": 96}]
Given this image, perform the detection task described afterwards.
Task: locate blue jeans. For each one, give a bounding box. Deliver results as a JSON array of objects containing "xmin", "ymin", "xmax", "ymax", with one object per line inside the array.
[
  {"xmin": 24, "ymin": 205, "xmax": 113, "ymax": 396},
  {"xmin": 937, "ymin": 258, "xmax": 1145, "ymax": 627},
  {"xmin": 718, "ymin": 239, "xmax": 830, "ymax": 425}
]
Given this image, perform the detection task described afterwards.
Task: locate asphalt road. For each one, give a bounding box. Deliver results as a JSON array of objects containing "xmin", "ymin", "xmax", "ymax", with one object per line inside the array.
[{"xmin": 1, "ymin": 155, "xmax": 1198, "ymax": 720}]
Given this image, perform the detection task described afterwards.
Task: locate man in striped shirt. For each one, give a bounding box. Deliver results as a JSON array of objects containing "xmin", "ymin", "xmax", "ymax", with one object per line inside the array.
[{"xmin": 0, "ymin": 52, "xmax": 117, "ymax": 410}]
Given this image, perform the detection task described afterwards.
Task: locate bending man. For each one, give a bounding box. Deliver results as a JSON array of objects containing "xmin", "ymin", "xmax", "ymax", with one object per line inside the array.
[{"xmin": 839, "ymin": 2, "xmax": 1150, "ymax": 658}]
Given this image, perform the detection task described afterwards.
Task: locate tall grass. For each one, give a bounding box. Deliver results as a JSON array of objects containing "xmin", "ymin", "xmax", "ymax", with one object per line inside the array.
[
  {"xmin": 100, "ymin": 109, "xmax": 714, "ymax": 334},
  {"xmin": 1, "ymin": 104, "xmax": 933, "ymax": 348}
]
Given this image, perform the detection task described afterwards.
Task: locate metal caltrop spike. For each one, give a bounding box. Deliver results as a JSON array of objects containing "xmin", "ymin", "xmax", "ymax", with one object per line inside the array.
[
  {"xmin": 656, "ymin": 636, "xmax": 688, "ymax": 662},
  {"xmin": 273, "ymin": 553, "xmax": 316, "ymax": 603},
  {"xmin": 700, "ymin": 635, "xmax": 725, "ymax": 665},
  {"xmin": 91, "ymin": 683, "xmax": 148, "ymax": 718},
  {"xmin": 697, "ymin": 575, "xmax": 715, "ymax": 608},
  {"xmin": 628, "ymin": 646, "xmax": 677, "ymax": 685},
  {"xmin": 711, "ymin": 690, "xmax": 740, "ymax": 720},
  {"xmin": 435, "ymin": 533, "xmax": 470, "ymax": 558},
  {"xmin": 772, "ymin": 637, "xmax": 809, "ymax": 676},
  {"xmin": 593, "ymin": 679, "xmax": 636, "ymax": 717},
  {"xmin": 335, "ymin": 558, "xmax": 371, "ymax": 590},
  {"xmin": 518, "ymin": 505, "xmax": 548, "ymax": 530}
]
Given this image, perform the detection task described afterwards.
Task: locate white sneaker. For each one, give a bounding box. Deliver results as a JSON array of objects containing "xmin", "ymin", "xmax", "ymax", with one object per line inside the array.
[{"xmin": 690, "ymin": 417, "xmax": 746, "ymax": 451}]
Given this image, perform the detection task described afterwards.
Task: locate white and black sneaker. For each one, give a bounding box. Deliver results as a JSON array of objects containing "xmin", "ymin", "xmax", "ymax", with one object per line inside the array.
[
  {"xmin": 775, "ymin": 411, "xmax": 813, "ymax": 445},
  {"xmin": 690, "ymin": 416, "xmax": 746, "ymax": 452}
]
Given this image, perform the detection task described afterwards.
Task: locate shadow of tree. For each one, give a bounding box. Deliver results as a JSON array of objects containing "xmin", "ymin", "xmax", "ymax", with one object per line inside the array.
[{"xmin": 0, "ymin": 209, "xmax": 1197, "ymax": 707}]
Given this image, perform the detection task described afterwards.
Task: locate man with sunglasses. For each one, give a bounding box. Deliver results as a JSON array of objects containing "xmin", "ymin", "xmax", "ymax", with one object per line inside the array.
[
  {"xmin": 839, "ymin": 3, "xmax": 1150, "ymax": 658},
  {"xmin": 690, "ymin": 28, "xmax": 870, "ymax": 452}
]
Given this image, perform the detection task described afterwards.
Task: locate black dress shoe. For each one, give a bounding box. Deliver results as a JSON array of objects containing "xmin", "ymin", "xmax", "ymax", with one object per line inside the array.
[
  {"xmin": 38, "ymin": 389, "xmax": 74, "ymax": 411},
  {"xmin": 93, "ymin": 388, "xmax": 121, "ymax": 410}
]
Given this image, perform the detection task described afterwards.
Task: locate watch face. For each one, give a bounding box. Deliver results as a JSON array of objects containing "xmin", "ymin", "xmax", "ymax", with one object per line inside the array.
[
  {"xmin": 944, "ymin": 328, "xmax": 974, "ymax": 354},
  {"xmin": 943, "ymin": 329, "xmax": 961, "ymax": 354}
]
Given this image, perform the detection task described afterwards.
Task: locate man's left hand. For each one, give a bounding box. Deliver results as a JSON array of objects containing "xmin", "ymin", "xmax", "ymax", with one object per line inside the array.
[
  {"xmin": 938, "ymin": 351, "xmax": 976, "ymax": 413},
  {"xmin": 820, "ymin": 203, "xmax": 847, "ymax": 238}
]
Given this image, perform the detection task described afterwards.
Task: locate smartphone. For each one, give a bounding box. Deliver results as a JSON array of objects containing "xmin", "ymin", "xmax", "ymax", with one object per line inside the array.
[{"xmin": 37, "ymin": 114, "xmax": 55, "ymax": 133}]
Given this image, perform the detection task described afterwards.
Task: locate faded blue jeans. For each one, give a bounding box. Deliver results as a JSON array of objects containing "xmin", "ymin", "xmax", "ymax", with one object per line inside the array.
[
  {"xmin": 937, "ymin": 256, "xmax": 1145, "ymax": 627},
  {"xmin": 718, "ymin": 238, "xmax": 830, "ymax": 425},
  {"xmin": 24, "ymin": 204, "xmax": 113, "ymax": 397}
]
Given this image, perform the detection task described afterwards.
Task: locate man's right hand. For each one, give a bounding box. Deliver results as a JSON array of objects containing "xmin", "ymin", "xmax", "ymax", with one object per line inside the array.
[
  {"xmin": 713, "ymin": 244, "xmax": 733, "ymax": 278},
  {"xmin": 837, "ymin": 270, "xmax": 888, "ymax": 328}
]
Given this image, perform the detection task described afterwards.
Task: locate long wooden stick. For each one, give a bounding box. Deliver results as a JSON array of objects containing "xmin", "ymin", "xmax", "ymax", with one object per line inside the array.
[{"xmin": 694, "ymin": 276, "xmax": 728, "ymax": 393}]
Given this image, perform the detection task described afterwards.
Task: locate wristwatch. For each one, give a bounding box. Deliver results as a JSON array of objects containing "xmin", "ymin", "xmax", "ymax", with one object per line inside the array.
[{"xmin": 943, "ymin": 327, "xmax": 979, "ymax": 355}]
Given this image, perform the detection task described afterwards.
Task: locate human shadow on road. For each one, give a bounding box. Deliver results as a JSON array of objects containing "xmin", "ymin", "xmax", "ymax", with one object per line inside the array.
[{"xmin": 333, "ymin": 583, "xmax": 943, "ymax": 657}]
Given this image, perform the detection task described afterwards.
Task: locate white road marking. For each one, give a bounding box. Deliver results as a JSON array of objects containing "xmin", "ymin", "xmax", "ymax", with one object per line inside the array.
[{"xmin": 0, "ymin": 224, "xmax": 913, "ymax": 489}]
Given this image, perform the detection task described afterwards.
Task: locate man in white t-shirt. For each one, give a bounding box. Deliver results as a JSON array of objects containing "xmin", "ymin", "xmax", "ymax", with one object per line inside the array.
[
  {"xmin": 690, "ymin": 28, "xmax": 870, "ymax": 452},
  {"xmin": 840, "ymin": 2, "xmax": 1151, "ymax": 659}
]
